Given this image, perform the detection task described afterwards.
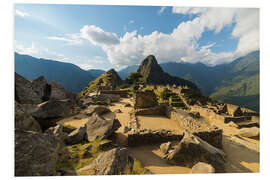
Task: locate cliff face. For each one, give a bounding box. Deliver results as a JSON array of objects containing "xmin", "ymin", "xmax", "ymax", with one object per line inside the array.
[{"xmin": 137, "ymin": 55, "xmax": 199, "ymax": 91}]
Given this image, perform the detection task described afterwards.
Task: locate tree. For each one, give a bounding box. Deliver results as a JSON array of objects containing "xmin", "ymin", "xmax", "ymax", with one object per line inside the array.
[{"xmin": 126, "ymin": 72, "xmax": 142, "ymax": 84}]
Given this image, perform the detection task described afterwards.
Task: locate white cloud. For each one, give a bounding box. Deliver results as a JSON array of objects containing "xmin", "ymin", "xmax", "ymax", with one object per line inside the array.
[
  {"xmin": 15, "ymin": 9, "xmax": 30, "ymax": 17},
  {"xmin": 80, "ymin": 25, "xmax": 119, "ymax": 46},
  {"xmin": 158, "ymin": 7, "xmax": 166, "ymax": 15},
  {"xmin": 44, "ymin": 8, "xmax": 259, "ymax": 68},
  {"xmin": 129, "ymin": 20, "xmax": 135, "ymax": 24},
  {"xmin": 47, "ymin": 33, "xmax": 83, "ymax": 45}
]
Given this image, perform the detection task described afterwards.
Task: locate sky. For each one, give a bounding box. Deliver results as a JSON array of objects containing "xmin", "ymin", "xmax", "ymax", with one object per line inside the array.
[{"xmin": 14, "ymin": 4, "xmax": 259, "ymax": 71}]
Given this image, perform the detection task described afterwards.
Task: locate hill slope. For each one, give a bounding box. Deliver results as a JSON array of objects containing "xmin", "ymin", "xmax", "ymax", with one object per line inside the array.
[{"xmin": 15, "ymin": 52, "xmax": 94, "ymax": 93}]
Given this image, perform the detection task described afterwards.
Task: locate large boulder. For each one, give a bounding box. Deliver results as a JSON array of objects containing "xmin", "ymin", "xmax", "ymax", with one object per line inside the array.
[
  {"xmin": 32, "ymin": 76, "xmax": 49, "ymax": 101},
  {"xmin": 65, "ymin": 126, "xmax": 87, "ymax": 145},
  {"xmin": 160, "ymin": 142, "xmax": 172, "ymax": 154},
  {"xmin": 15, "ymin": 130, "xmax": 61, "ymax": 176},
  {"xmin": 49, "ymin": 81, "xmax": 68, "ymax": 100},
  {"xmin": 83, "ymin": 105, "xmax": 111, "ymax": 116},
  {"xmin": 238, "ymin": 127, "xmax": 259, "ymax": 138},
  {"xmin": 32, "ymin": 99, "xmax": 73, "ymax": 130},
  {"xmin": 191, "ymin": 162, "xmax": 215, "ymax": 173},
  {"xmin": 45, "ymin": 125, "xmax": 68, "ymax": 146},
  {"xmin": 15, "ymin": 73, "xmax": 41, "ymax": 104},
  {"xmin": 15, "ymin": 101, "xmax": 41, "ymax": 132},
  {"xmin": 166, "ymin": 132, "xmax": 226, "ymax": 173},
  {"xmin": 79, "ymin": 148, "xmax": 134, "ymax": 175},
  {"xmin": 85, "ymin": 113, "xmax": 121, "ymax": 141},
  {"xmin": 133, "ymin": 90, "xmax": 157, "ymax": 109}
]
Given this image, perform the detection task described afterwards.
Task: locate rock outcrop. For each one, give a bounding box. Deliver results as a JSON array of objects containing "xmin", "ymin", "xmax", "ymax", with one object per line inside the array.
[
  {"xmin": 79, "ymin": 148, "xmax": 134, "ymax": 175},
  {"xmin": 83, "ymin": 105, "xmax": 111, "ymax": 116},
  {"xmin": 166, "ymin": 132, "xmax": 226, "ymax": 172},
  {"xmin": 85, "ymin": 113, "xmax": 121, "ymax": 141},
  {"xmin": 15, "ymin": 130, "xmax": 61, "ymax": 176},
  {"xmin": 15, "ymin": 73, "xmax": 41, "ymax": 104},
  {"xmin": 32, "ymin": 99, "xmax": 73, "ymax": 130},
  {"xmin": 65, "ymin": 126, "xmax": 87, "ymax": 145},
  {"xmin": 15, "ymin": 101, "xmax": 41, "ymax": 132},
  {"xmin": 238, "ymin": 127, "xmax": 259, "ymax": 138}
]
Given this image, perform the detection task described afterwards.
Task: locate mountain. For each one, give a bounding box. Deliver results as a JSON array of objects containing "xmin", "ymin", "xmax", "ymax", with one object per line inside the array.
[
  {"xmin": 136, "ymin": 55, "xmax": 199, "ymax": 91},
  {"xmin": 14, "ymin": 52, "xmax": 94, "ymax": 93},
  {"xmin": 118, "ymin": 51, "xmax": 260, "ymax": 111},
  {"xmin": 80, "ymin": 69, "xmax": 123, "ymax": 96},
  {"xmin": 87, "ymin": 69, "xmax": 105, "ymax": 79},
  {"xmin": 209, "ymin": 51, "xmax": 259, "ymax": 111}
]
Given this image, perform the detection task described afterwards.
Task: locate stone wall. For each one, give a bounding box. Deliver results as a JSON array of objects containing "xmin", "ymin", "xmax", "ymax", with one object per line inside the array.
[
  {"xmin": 127, "ymin": 128, "xmax": 223, "ymax": 149},
  {"xmin": 193, "ymin": 129, "xmax": 223, "ymax": 149},
  {"xmin": 99, "ymin": 90, "xmax": 129, "ymax": 98},
  {"xmin": 134, "ymin": 104, "xmax": 168, "ymax": 116},
  {"xmin": 191, "ymin": 105, "xmax": 226, "ymax": 123},
  {"xmin": 133, "ymin": 90, "xmax": 157, "ymax": 109},
  {"xmin": 127, "ymin": 129, "xmax": 183, "ymax": 147}
]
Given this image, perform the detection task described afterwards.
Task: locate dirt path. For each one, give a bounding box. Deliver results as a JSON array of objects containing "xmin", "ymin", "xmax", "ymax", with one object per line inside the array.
[
  {"xmin": 129, "ymin": 145, "xmax": 191, "ymax": 174},
  {"xmin": 223, "ymin": 135, "xmax": 259, "ymax": 173}
]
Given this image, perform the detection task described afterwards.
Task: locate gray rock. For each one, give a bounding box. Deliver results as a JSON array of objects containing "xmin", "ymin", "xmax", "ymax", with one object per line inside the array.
[
  {"xmin": 191, "ymin": 162, "xmax": 215, "ymax": 173},
  {"xmin": 32, "ymin": 99, "xmax": 73, "ymax": 129},
  {"xmin": 238, "ymin": 127, "xmax": 259, "ymax": 138},
  {"xmin": 15, "ymin": 73, "xmax": 41, "ymax": 104},
  {"xmin": 85, "ymin": 113, "xmax": 121, "ymax": 141},
  {"xmin": 32, "ymin": 76, "xmax": 48, "ymax": 100},
  {"xmin": 65, "ymin": 126, "xmax": 87, "ymax": 145},
  {"xmin": 49, "ymin": 81, "xmax": 68, "ymax": 100},
  {"xmin": 160, "ymin": 142, "xmax": 172, "ymax": 154},
  {"xmin": 15, "ymin": 130, "xmax": 61, "ymax": 176},
  {"xmin": 166, "ymin": 132, "xmax": 226, "ymax": 173},
  {"xmin": 79, "ymin": 148, "xmax": 134, "ymax": 175},
  {"xmin": 99, "ymin": 140, "xmax": 114, "ymax": 151},
  {"xmin": 15, "ymin": 101, "xmax": 41, "ymax": 132},
  {"xmin": 45, "ymin": 125, "xmax": 68, "ymax": 145},
  {"xmin": 84, "ymin": 105, "xmax": 111, "ymax": 116}
]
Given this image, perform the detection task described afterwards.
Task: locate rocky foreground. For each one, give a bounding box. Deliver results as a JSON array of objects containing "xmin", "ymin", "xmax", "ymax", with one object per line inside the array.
[{"xmin": 15, "ymin": 55, "xmax": 259, "ymax": 176}]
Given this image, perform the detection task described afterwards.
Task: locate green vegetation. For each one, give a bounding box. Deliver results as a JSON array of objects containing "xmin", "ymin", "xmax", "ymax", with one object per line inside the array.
[
  {"xmin": 61, "ymin": 124, "xmax": 77, "ymax": 131},
  {"xmin": 56, "ymin": 138, "xmax": 148, "ymax": 175},
  {"xmin": 56, "ymin": 138, "xmax": 103, "ymax": 171}
]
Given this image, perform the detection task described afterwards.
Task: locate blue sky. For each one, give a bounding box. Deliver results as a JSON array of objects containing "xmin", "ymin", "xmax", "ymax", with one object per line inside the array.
[{"xmin": 14, "ymin": 4, "xmax": 259, "ymax": 70}]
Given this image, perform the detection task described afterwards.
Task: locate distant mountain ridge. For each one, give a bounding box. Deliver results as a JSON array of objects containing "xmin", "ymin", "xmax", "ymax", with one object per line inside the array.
[
  {"xmin": 118, "ymin": 51, "xmax": 260, "ymax": 111},
  {"xmin": 15, "ymin": 52, "xmax": 94, "ymax": 93}
]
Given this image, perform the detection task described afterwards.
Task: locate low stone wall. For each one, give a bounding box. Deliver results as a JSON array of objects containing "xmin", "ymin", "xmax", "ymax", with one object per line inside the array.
[
  {"xmin": 99, "ymin": 90, "xmax": 129, "ymax": 98},
  {"xmin": 224, "ymin": 116, "xmax": 252, "ymax": 123},
  {"xmin": 127, "ymin": 128, "xmax": 223, "ymax": 149},
  {"xmin": 134, "ymin": 104, "xmax": 167, "ymax": 116},
  {"xmin": 191, "ymin": 105, "xmax": 226, "ymax": 123},
  {"xmin": 193, "ymin": 129, "xmax": 223, "ymax": 149},
  {"xmin": 127, "ymin": 129, "xmax": 183, "ymax": 147}
]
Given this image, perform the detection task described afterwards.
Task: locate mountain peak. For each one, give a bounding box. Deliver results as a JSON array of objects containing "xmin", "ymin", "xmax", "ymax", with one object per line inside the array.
[
  {"xmin": 141, "ymin": 55, "xmax": 159, "ymax": 67},
  {"xmin": 136, "ymin": 55, "xmax": 199, "ymax": 91}
]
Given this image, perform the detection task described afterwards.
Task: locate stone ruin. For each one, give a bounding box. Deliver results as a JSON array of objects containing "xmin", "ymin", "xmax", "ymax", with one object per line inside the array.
[{"xmin": 133, "ymin": 90, "xmax": 158, "ymax": 109}]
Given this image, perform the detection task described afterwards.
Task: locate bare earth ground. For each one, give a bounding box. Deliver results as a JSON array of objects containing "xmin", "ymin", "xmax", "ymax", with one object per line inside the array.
[{"xmin": 57, "ymin": 97, "xmax": 259, "ymax": 174}]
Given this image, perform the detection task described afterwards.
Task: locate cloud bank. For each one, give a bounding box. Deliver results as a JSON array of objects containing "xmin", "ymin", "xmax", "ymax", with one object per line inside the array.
[{"xmin": 49, "ymin": 7, "xmax": 259, "ymax": 67}]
